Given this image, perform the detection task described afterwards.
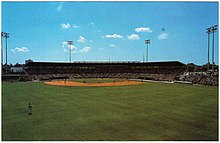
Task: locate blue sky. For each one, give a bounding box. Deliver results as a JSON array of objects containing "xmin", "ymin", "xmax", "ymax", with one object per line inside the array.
[{"xmin": 2, "ymin": 2, "xmax": 219, "ymax": 65}]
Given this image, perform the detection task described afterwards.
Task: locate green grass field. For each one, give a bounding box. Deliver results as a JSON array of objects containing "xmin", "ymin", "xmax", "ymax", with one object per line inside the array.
[{"xmin": 2, "ymin": 80, "xmax": 218, "ymax": 141}]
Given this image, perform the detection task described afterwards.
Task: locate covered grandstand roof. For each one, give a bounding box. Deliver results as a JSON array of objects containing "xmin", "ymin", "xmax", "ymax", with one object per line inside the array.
[{"xmin": 25, "ymin": 61, "xmax": 186, "ymax": 67}]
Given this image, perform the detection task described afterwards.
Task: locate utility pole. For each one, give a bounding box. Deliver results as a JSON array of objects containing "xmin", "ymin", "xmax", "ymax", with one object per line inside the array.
[
  {"xmin": 145, "ymin": 39, "xmax": 150, "ymax": 62},
  {"xmin": 67, "ymin": 41, "xmax": 73, "ymax": 63},
  {"xmin": 1, "ymin": 32, "xmax": 9, "ymax": 74}
]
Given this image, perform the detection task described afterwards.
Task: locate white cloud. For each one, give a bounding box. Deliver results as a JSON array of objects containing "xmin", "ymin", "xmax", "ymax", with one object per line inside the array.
[
  {"xmin": 127, "ymin": 34, "xmax": 140, "ymax": 40},
  {"xmin": 79, "ymin": 46, "xmax": 91, "ymax": 53},
  {"xmin": 77, "ymin": 36, "xmax": 86, "ymax": 43},
  {"xmin": 57, "ymin": 2, "xmax": 63, "ymax": 11},
  {"xmin": 70, "ymin": 45, "xmax": 76, "ymax": 50},
  {"xmin": 158, "ymin": 33, "xmax": 168, "ymax": 40},
  {"xmin": 104, "ymin": 34, "xmax": 123, "ymax": 39},
  {"xmin": 62, "ymin": 41, "xmax": 68, "ymax": 46},
  {"xmin": 89, "ymin": 40, "xmax": 94, "ymax": 43},
  {"xmin": 11, "ymin": 47, "xmax": 29, "ymax": 53},
  {"xmin": 109, "ymin": 44, "xmax": 116, "ymax": 47},
  {"xmin": 72, "ymin": 24, "xmax": 79, "ymax": 28},
  {"xmin": 61, "ymin": 23, "xmax": 71, "ymax": 29},
  {"xmin": 135, "ymin": 27, "xmax": 152, "ymax": 33},
  {"xmin": 63, "ymin": 48, "xmax": 67, "ymax": 53}
]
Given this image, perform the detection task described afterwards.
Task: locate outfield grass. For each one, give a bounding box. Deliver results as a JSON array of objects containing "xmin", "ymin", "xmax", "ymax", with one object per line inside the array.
[{"xmin": 2, "ymin": 81, "xmax": 218, "ymax": 141}]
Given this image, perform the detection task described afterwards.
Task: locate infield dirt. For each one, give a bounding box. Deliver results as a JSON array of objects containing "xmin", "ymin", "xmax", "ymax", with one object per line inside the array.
[{"xmin": 44, "ymin": 80, "xmax": 144, "ymax": 87}]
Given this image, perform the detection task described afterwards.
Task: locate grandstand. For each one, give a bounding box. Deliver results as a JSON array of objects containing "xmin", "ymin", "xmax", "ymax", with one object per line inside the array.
[{"xmin": 24, "ymin": 61, "xmax": 186, "ymax": 81}]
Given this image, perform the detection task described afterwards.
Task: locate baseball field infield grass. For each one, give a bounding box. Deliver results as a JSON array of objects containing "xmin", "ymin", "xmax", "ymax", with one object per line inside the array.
[
  {"xmin": 2, "ymin": 80, "xmax": 218, "ymax": 141},
  {"xmin": 68, "ymin": 78, "xmax": 124, "ymax": 83}
]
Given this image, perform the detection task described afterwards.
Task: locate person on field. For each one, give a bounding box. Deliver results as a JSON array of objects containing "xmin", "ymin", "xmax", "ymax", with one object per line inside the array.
[{"xmin": 28, "ymin": 103, "xmax": 32, "ymax": 115}]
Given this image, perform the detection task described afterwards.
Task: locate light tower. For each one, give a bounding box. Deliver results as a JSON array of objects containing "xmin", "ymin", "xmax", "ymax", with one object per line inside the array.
[
  {"xmin": 206, "ymin": 27, "xmax": 211, "ymax": 72},
  {"xmin": 67, "ymin": 41, "xmax": 73, "ymax": 63},
  {"xmin": 1, "ymin": 32, "xmax": 9, "ymax": 74},
  {"xmin": 206, "ymin": 25, "xmax": 217, "ymax": 74},
  {"xmin": 1, "ymin": 32, "xmax": 3, "ymax": 66},
  {"xmin": 145, "ymin": 39, "xmax": 150, "ymax": 62},
  {"xmin": 211, "ymin": 25, "xmax": 217, "ymax": 74}
]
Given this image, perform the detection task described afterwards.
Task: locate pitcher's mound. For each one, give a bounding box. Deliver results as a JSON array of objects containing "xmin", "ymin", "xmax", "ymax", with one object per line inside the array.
[{"xmin": 44, "ymin": 80, "xmax": 143, "ymax": 87}]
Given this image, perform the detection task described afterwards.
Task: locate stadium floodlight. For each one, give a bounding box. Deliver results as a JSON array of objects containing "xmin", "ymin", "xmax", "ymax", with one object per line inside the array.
[
  {"xmin": 1, "ymin": 32, "xmax": 9, "ymax": 74},
  {"xmin": 206, "ymin": 28, "xmax": 211, "ymax": 72},
  {"xmin": 67, "ymin": 41, "xmax": 73, "ymax": 63},
  {"xmin": 145, "ymin": 39, "xmax": 150, "ymax": 62},
  {"xmin": 1, "ymin": 32, "xmax": 3, "ymax": 66},
  {"xmin": 206, "ymin": 25, "xmax": 217, "ymax": 74},
  {"xmin": 211, "ymin": 25, "xmax": 217, "ymax": 74}
]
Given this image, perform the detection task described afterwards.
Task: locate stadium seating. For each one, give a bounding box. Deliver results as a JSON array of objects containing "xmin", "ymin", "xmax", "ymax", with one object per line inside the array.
[{"xmin": 23, "ymin": 61, "xmax": 187, "ymax": 82}]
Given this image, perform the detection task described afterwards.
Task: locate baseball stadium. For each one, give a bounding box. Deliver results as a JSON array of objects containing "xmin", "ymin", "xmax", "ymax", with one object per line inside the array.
[
  {"xmin": 2, "ymin": 1, "xmax": 219, "ymax": 141},
  {"xmin": 2, "ymin": 59, "xmax": 218, "ymax": 141}
]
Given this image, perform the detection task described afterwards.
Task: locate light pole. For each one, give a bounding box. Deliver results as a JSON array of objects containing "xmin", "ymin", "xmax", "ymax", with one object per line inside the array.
[
  {"xmin": 145, "ymin": 39, "xmax": 150, "ymax": 62},
  {"xmin": 67, "ymin": 41, "xmax": 73, "ymax": 63},
  {"xmin": 211, "ymin": 25, "xmax": 217, "ymax": 74},
  {"xmin": 206, "ymin": 27, "xmax": 211, "ymax": 72},
  {"xmin": 1, "ymin": 32, "xmax": 3, "ymax": 66},
  {"xmin": 1, "ymin": 32, "xmax": 9, "ymax": 74},
  {"xmin": 206, "ymin": 25, "xmax": 217, "ymax": 74}
]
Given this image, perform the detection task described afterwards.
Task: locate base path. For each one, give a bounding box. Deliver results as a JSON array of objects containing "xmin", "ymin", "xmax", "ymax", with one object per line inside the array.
[{"xmin": 44, "ymin": 80, "xmax": 144, "ymax": 87}]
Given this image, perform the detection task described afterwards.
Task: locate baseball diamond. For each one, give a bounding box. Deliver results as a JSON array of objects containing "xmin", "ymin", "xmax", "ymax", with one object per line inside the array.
[{"xmin": 2, "ymin": 1, "xmax": 218, "ymax": 141}]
